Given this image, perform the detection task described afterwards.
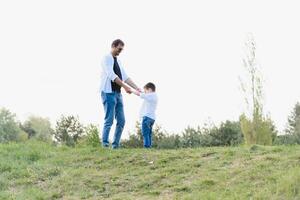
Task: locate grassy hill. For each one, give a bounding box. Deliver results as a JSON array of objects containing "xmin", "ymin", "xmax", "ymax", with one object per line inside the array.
[{"xmin": 0, "ymin": 141, "xmax": 300, "ymax": 200}]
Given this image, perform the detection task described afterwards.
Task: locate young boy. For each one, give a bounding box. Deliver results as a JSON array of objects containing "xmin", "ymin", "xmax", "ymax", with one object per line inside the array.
[{"xmin": 132, "ymin": 82, "xmax": 158, "ymax": 148}]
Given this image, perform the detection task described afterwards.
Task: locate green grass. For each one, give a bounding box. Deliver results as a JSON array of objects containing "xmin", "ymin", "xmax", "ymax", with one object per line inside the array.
[{"xmin": 1, "ymin": 141, "xmax": 300, "ymax": 199}]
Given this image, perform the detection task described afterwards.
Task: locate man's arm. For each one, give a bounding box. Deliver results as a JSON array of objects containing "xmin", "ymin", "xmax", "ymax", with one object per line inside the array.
[
  {"xmin": 115, "ymin": 77, "xmax": 132, "ymax": 94},
  {"xmin": 125, "ymin": 78, "xmax": 142, "ymax": 92},
  {"xmin": 118, "ymin": 60, "xmax": 141, "ymax": 92}
]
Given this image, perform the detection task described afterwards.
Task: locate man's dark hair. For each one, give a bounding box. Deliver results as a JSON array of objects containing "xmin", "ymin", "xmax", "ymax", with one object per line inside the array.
[
  {"xmin": 111, "ymin": 39, "xmax": 125, "ymax": 47},
  {"xmin": 144, "ymin": 82, "xmax": 156, "ymax": 92}
]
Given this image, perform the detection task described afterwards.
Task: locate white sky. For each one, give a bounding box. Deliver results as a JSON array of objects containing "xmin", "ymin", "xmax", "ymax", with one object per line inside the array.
[{"xmin": 1, "ymin": 0, "xmax": 300, "ymax": 138}]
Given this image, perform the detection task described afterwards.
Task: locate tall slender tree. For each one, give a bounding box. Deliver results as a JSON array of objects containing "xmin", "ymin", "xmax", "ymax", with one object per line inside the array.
[{"xmin": 239, "ymin": 33, "xmax": 276, "ymax": 145}]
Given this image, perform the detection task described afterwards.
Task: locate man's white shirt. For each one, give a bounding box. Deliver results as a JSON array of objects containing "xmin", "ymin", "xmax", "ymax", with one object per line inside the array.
[{"xmin": 100, "ymin": 54, "xmax": 129, "ymax": 93}]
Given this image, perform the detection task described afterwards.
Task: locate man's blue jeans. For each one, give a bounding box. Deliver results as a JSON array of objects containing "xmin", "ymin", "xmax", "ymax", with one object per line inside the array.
[
  {"xmin": 141, "ymin": 116, "xmax": 155, "ymax": 148},
  {"xmin": 101, "ymin": 91, "xmax": 125, "ymax": 148}
]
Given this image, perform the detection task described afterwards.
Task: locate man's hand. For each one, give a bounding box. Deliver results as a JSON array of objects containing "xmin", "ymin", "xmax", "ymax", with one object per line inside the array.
[
  {"xmin": 124, "ymin": 85, "xmax": 132, "ymax": 94},
  {"xmin": 114, "ymin": 77, "xmax": 132, "ymax": 94}
]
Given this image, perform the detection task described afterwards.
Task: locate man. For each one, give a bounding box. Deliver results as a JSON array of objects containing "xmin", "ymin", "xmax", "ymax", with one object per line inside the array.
[{"xmin": 100, "ymin": 39, "xmax": 141, "ymax": 149}]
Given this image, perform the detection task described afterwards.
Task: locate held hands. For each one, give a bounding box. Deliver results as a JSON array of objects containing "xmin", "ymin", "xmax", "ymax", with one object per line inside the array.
[
  {"xmin": 123, "ymin": 83, "xmax": 142, "ymax": 95},
  {"xmin": 122, "ymin": 78, "xmax": 142, "ymax": 94},
  {"xmin": 131, "ymin": 89, "xmax": 140, "ymax": 96},
  {"xmin": 130, "ymin": 88, "xmax": 142, "ymax": 96},
  {"xmin": 124, "ymin": 85, "xmax": 132, "ymax": 94}
]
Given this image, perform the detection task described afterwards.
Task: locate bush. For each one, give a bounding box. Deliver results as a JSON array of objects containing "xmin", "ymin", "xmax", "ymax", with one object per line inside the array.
[
  {"xmin": 216, "ymin": 121, "xmax": 243, "ymax": 146},
  {"xmin": 181, "ymin": 121, "xmax": 243, "ymax": 148},
  {"xmin": 155, "ymin": 134, "xmax": 182, "ymax": 149},
  {"xmin": 53, "ymin": 115, "xmax": 84, "ymax": 146},
  {"xmin": 274, "ymin": 134, "xmax": 298, "ymax": 145},
  {"xmin": 18, "ymin": 131, "xmax": 29, "ymax": 142},
  {"xmin": 122, "ymin": 122, "xmax": 170, "ymax": 148},
  {"xmin": 152, "ymin": 124, "xmax": 169, "ymax": 148},
  {"xmin": 122, "ymin": 134, "xmax": 141, "ymax": 148},
  {"xmin": 240, "ymin": 114, "xmax": 276, "ymax": 145},
  {"xmin": 181, "ymin": 126, "xmax": 202, "ymax": 147},
  {"xmin": 0, "ymin": 108, "xmax": 26, "ymax": 143},
  {"xmin": 123, "ymin": 120, "xmax": 244, "ymax": 149},
  {"xmin": 21, "ymin": 116, "xmax": 54, "ymax": 142},
  {"xmin": 84, "ymin": 124, "xmax": 100, "ymax": 147},
  {"xmin": 122, "ymin": 122, "xmax": 143, "ymax": 148}
]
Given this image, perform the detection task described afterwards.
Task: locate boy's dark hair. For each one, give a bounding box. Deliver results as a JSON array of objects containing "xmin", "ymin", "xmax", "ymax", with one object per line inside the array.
[
  {"xmin": 111, "ymin": 39, "xmax": 125, "ymax": 47},
  {"xmin": 144, "ymin": 82, "xmax": 156, "ymax": 92}
]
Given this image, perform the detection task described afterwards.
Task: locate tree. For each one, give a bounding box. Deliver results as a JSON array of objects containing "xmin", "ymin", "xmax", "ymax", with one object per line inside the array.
[
  {"xmin": 0, "ymin": 108, "xmax": 27, "ymax": 143},
  {"xmin": 239, "ymin": 33, "xmax": 276, "ymax": 145},
  {"xmin": 54, "ymin": 115, "xmax": 84, "ymax": 146},
  {"xmin": 215, "ymin": 121, "xmax": 244, "ymax": 146},
  {"xmin": 285, "ymin": 102, "xmax": 300, "ymax": 143},
  {"xmin": 21, "ymin": 116, "xmax": 54, "ymax": 142},
  {"xmin": 181, "ymin": 126, "xmax": 202, "ymax": 147}
]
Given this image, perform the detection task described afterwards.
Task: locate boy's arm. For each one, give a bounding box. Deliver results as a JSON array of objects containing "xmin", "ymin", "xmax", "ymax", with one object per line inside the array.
[
  {"xmin": 131, "ymin": 90, "xmax": 156, "ymax": 102},
  {"xmin": 131, "ymin": 90, "xmax": 148, "ymax": 99}
]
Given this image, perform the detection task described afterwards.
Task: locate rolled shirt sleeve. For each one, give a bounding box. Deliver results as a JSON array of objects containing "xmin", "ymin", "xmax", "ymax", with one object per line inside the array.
[{"xmin": 121, "ymin": 68, "xmax": 129, "ymax": 81}]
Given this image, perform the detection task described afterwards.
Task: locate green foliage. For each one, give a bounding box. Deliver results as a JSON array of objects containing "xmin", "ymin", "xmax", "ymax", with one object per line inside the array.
[
  {"xmin": 240, "ymin": 114, "xmax": 276, "ymax": 145},
  {"xmin": 122, "ymin": 121, "xmax": 174, "ymax": 149},
  {"xmin": 123, "ymin": 120, "xmax": 243, "ymax": 149},
  {"xmin": 54, "ymin": 115, "xmax": 84, "ymax": 146},
  {"xmin": 152, "ymin": 124, "xmax": 169, "ymax": 148},
  {"xmin": 274, "ymin": 134, "xmax": 297, "ymax": 145},
  {"xmin": 0, "ymin": 108, "xmax": 26, "ymax": 143},
  {"xmin": 213, "ymin": 120, "xmax": 244, "ymax": 146},
  {"xmin": 239, "ymin": 34, "xmax": 276, "ymax": 145},
  {"xmin": 122, "ymin": 134, "xmax": 141, "ymax": 148},
  {"xmin": 155, "ymin": 134, "xmax": 182, "ymax": 149},
  {"xmin": 181, "ymin": 126, "xmax": 202, "ymax": 147},
  {"xmin": 17, "ymin": 131, "xmax": 29, "ymax": 142},
  {"xmin": 284, "ymin": 102, "xmax": 300, "ymax": 144},
  {"xmin": 122, "ymin": 121, "xmax": 143, "ymax": 148},
  {"xmin": 181, "ymin": 121, "xmax": 243, "ymax": 147},
  {"xmin": 84, "ymin": 124, "xmax": 100, "ymax": 147},
  {"xmin": 21, "ymin": 115, "xmax": 54, "ymax": 142}
]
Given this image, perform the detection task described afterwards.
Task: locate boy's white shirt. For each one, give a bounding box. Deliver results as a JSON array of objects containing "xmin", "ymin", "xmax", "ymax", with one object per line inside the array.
[{"xmin": 139, "ymin": 92, "xmax": 158, "ymax": 120}]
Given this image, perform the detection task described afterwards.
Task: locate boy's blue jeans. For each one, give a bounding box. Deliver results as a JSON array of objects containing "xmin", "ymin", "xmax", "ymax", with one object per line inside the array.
[
  {"xmin": 101, "ymin": 91, "xmax": 125, "ymax": 149},
  {"xmin": 141, "ymin": 116, "xmax": 155, "ymax": 148}
]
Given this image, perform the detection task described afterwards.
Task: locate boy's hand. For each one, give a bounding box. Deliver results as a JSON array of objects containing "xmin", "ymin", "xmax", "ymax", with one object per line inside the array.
[{"xmin": 131, "ymin": 89, "xmax": 140, "ymax": 96}]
